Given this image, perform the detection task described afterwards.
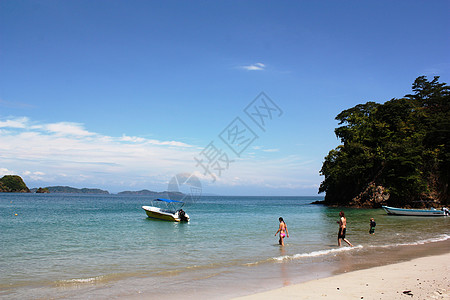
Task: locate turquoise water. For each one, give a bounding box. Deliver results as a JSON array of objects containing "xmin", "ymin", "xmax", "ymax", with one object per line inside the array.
[{"xmin": 1, "ymin": 194, "xmax": 449, "ymax": 299}]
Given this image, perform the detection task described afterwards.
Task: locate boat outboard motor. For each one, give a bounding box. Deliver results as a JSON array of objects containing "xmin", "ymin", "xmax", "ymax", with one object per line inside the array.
[{"xmin": 178, "ymin": 209, "xmax": 188, "ymax": 222}]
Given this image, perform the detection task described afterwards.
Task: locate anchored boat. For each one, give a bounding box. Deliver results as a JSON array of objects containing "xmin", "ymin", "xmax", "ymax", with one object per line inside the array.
[
  {"xmin": 142, "ymin": 198, "xmax": 190, "ymax": 222},
  {"xmin": 382, "ymin": 205, "xmax": 447, "ymax": 217}
]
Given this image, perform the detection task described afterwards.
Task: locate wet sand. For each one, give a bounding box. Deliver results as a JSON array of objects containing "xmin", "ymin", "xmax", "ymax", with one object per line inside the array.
[{"xmin": 234, "ymin": 252, "xmax": 450, "ymax": 300}]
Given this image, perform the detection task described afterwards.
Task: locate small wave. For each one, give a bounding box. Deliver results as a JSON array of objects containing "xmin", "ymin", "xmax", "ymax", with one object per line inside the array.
[
  {"xmin": 54, "ymin": 272, "xmax": 137, "ymax": 287},
  {"xmin": 369, "ymin": 234, "xmax": 450, "ymax": 249},
  {"xmin": 64, "ymin": 277, "xmax": 100, "ymax": 283},
  {"xmin": 268, "ymin": 234, "xmax": 450, "ymax": 263},
  {"xmin": 272, "ymin": 245, "xmax": 363, "ymax": 262},
  {"xmin": 55, "ymin": 276, "xmax": 104, "ymax": 286}
]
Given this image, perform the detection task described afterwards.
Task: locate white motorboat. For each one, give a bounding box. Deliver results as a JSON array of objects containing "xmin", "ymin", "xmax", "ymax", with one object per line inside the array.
[{"xmin": 142, "ymin": 198, "xmax": 190, "ymax": 222}]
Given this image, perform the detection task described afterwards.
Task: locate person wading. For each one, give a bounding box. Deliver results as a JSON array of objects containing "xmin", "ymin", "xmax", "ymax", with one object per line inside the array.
[
  {"xmin": 275, "ymin": 217, "xmax": 289, "ymax": 246},
  {"xmin": 337, "ymin": 211, "xmax": 353, "ymax": 247}
]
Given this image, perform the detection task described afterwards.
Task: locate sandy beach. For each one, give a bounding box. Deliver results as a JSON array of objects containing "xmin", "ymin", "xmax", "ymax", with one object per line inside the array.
[{"xmin": 235, "ymin": 252, "xmax": 450, "ymax": 300}]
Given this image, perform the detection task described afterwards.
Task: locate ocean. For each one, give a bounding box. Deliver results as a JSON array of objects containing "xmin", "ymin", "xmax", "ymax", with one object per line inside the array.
[{"xmin": 1, "ymin": 194, "xmax": 449, "ymax": 299}]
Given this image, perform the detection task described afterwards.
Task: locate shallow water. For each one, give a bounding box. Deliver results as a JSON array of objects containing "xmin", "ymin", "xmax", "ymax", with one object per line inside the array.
[{"xmin": 1, "ymin": 194, "xmax": 449, "ymax": 299}]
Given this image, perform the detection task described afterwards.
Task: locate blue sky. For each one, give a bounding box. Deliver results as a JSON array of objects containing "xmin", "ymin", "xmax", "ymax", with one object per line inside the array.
[{"xmin": 1, "ymin": 1, "xmax": 449, "ymax": 195}]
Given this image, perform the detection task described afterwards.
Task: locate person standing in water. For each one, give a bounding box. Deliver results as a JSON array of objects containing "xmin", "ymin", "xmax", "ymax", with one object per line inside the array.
[
  {"xmin": 275, "ymin": 217, "xmax": 289, "ymax": 246},
  {"xmin": 337, "ymin": 211, "xmax": 353, "ymax": 247},
  {"xmin": 369, "ymin": 218, "xmax": 376, "ymax": 234}
]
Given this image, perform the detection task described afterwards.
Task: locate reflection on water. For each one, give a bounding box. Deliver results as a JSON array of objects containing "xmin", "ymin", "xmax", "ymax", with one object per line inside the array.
[{"xmin": 278, "ymin": 246, "xmax": 291, "ymax": 287}]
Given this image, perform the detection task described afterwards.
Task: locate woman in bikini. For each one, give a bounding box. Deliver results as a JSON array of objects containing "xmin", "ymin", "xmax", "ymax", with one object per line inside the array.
[{"xmin": 275, "ymin": 217, "xmax": 289, "ymax": 246}]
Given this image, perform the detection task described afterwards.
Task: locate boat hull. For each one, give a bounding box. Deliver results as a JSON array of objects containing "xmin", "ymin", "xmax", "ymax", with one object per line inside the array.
[
  {"xmin": 382, "ymin": 206, "xmax": 446, "ymax": 216},
  {"xmin": 142, "ymin": 206, "xmax": 189, "ymax": 222}
]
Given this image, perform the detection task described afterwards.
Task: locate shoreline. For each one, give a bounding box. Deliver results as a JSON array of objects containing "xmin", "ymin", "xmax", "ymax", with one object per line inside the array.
[
  {"xmin": 2, "ymin": 238, "xmax": 449, "ymax": 299},
  {"xmin": 234, "ymin": 251, "xmax": 450, "ymax": 300},
  {"xmin": 121, "ymin": 238, "xmax": 450, "ymax": 300}
]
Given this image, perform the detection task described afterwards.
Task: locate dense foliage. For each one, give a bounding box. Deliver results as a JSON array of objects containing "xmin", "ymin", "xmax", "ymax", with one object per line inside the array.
[
  {"xmin": 36, "ymin": 187, "xmax": 50, "ymax": 193},
  {"xmin": 319, "ymin": 76, "xmax": 449, "ymax": 207},
  {"xmin": 0, "ymin": 175, "xmax": 30, "ymax": 193}
]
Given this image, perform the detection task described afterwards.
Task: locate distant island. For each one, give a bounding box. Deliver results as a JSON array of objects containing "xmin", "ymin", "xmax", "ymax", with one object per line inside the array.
[
  {"xmin": 30, "ymin": 186, "xmax": 110, "ymax": 194},
  {"xmin": 319, "ymin": 76, "xmax": 449, "ymax": 208},
  {"xmin": 0, "ymin": 176, "xmax": 184, "ymax": 197},
  {"xmin": 118, "ymin": 189, "xmax": 184, "ymax": 198},
  {"xmin": 35, "ymin": 187, "xmax": 50, "ymax": 193},
  {"xmin": 0, "ymin": 175, "xmax": 30, "ymax": 193}
]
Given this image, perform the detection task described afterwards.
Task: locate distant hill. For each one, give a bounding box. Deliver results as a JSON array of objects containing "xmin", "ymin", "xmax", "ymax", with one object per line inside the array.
[
  {"xmin": 30, "ymin": 186, "xmax": 109, "ymax": 194},
  {"xmin": 118, "ymin": 189, "xmax": 184, "ymax": 198},
  {"xmin": 118, "ymin": 189, "xmax": 157, "ymax": 195},
  {"xmin": 0, "ymin": 175, "xmax": 30, "ymax": 193},
  {"xmin": 35, "ymin": 187, "xmax": 50, "ymax": 193}
]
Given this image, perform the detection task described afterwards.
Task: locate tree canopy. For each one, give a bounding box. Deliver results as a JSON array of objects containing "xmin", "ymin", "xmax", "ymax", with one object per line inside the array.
[
  {"xmin": 0, "ymin": 175, "xmax": 30, "ymax": 193},
  {"xmin": 319, "ymin": 76, "xmax": 449, "ymax": 207}
]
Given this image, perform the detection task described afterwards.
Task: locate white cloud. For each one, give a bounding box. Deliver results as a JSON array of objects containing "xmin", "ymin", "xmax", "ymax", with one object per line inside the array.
[
  {"xmin": 240, "ymin": 62, "xmax": 266, "ymax": 71},
  {"xmin": 0, "ymin": 117, "xmax": 29, "ymax": 129},
  {"xmin": 0, "ymin": 116, "xmax": 318, "ymax": 194},
  {"xmin": 147, "ymin": 139, "xmax": 193, "ymax": 147},
  {"xmin": 0, "ymin": 116, "xmax": 199, "ymax": 189},
  {"xmin": 120, "ymin": 135, "xmax": 147, "ymax": 143},
  {"xmin": 39, "ymin": 122, "xmax": 95, "ymax": 137},
  {"xmin": 120, "ymin": 135, "xmax": 192, "ymax": 147},
  {"xmin": 0, "ymin": 168, "xmax": 14, "ymax": 176},
  {"xmin": 194, "ymin": 151, "xmax": 320, "ymax": 193},
  {"xmin": 23, "ymin": 171, "xmax": 45, "ymax": 176},
  {"xmin": 262, "ymin": 148, "xmax": 279, "ymax": 153},
  {"xmin": 251, "ymin": 145, "xmax": 279, "ymax": 153},
  {"xmin": 22, "ymin": 170, "xmax": 46, "ymax": 181}
]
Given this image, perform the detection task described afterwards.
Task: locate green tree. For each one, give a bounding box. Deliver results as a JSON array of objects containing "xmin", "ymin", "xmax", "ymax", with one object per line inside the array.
[
  {"xmin": 0, "ymin": 175, "xmax": 30, "ymax": 193},
  {"xmin": 319, "ymin": 76, "xmax": 449, "ymax": 207}
]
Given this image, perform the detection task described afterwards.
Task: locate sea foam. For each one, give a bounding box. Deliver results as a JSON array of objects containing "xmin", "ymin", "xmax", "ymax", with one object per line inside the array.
[{"xmin": 273, "ymin": 245, "xmax": 363, "ymax": 262}]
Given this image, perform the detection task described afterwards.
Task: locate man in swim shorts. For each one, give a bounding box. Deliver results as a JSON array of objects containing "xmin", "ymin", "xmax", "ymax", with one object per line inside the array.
[{"xmin": 337, "ymin": 211, "xmax": 353, "ymax": 247}]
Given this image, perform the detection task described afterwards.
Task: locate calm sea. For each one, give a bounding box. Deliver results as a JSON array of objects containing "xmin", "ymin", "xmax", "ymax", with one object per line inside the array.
[{"xmin": 1, "ymin": 194, "xmax": 449, "ymax": 299}]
